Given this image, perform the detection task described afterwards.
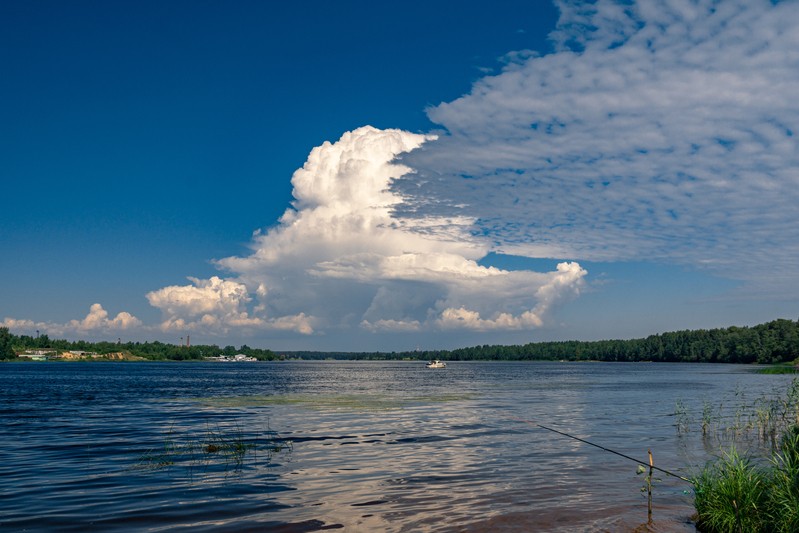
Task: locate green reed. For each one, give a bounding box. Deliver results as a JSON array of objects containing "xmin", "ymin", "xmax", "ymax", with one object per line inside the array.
[
  {"xmin": 701, "ymin": 399, "xmax": 714, "ymax": 437},
  {"xmin": 692, "ymin": 447, "xmax": 769, "ymax": 533},
  {"xmin": 688, "ymin": 379, "xmax": 799, "ymax": 532},
  {"xmin": 692, "ymin": 426, "xmax": 799, "ymax": 533},
  {"xmin": 674, "ymin": 379, "xmax": 799, "ymax": 449},
  {"xmin": 133, "ymin": 420, "xmax": 292, "ymax": 480},
  {"xmin": 767, "ymin": 426, "xmax": 799, "ymax": 533}
]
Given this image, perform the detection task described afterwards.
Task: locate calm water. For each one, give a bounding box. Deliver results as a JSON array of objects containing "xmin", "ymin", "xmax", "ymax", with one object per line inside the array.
[{"xmin": 1, "ymin": 361, "xmax": 794, "ymax": 532}]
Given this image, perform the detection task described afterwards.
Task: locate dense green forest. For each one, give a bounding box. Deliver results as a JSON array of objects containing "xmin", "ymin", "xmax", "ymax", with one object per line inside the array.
[
  {"xmin": 432, "ymin": 318, "xmax": 799, "ymax": 364},
  {"xmin": 1, "ymin": 318, "xmax": 798, "ymax": 364}
]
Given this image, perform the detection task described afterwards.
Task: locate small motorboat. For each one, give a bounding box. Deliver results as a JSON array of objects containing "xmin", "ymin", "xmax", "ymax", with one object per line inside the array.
[{"xmin": 426, "ymin": 359, "xmax": 446, "ymax": 368}]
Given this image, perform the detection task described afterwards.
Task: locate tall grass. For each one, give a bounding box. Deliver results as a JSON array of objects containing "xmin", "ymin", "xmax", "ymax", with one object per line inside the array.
[
  {"xmin": 692, "ymin": 448, "xmax": 769, "ymax": 533},
  {"xmin": 691, "ymin": 380, "xmax": 799, "ymax": 532},
  {"xmin": 767, "ymin": 426, "xmax": 799, "ymax": 533}
]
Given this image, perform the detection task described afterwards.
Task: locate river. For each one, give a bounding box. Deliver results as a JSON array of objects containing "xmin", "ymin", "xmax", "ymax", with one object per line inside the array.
[{"xmin": 1, "ymin": 361, "xmax": 794, "ymax": 532}]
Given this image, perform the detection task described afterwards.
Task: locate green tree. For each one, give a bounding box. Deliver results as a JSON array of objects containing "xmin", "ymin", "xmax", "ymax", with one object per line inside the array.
[{"xmin": 0, "ymin": 327, "xmax": 15, "ymax": 360}]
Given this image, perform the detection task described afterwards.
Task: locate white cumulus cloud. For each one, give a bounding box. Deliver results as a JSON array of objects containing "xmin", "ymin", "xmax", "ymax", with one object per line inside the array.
[
  {"xmin": 68, "ymin": 303, "xmax": 142, "ymax": 331},
  {"xmin": 145, "ymin": 275, "xmax": 311, "ymax": 334},
  {"xmin": 3, "ymin": 304, "xmax": 142, "ymax": 337},
  {"xmin": 154, "ymin": 126, "xmax": 587, "ymax": 338}
]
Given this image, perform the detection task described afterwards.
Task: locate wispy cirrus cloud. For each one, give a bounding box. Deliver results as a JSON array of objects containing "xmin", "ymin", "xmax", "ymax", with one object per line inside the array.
[{"xmin": 394, "ymin": 0, "xmax": 799, "ymax": 296}]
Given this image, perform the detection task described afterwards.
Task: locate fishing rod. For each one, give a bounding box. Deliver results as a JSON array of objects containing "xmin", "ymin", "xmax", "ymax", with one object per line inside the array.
[{"xmin": 512, "ymin": 416, "xmax": 693, "ymax": 484}]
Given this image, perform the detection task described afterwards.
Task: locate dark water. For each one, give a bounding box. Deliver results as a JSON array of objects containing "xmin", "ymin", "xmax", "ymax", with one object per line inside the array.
[{"xmin": 1, "ymin": 361, "xmax": 794, "ymax": 532}]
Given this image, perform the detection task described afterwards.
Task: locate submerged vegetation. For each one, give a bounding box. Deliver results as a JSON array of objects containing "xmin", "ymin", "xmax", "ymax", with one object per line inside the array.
[
  {"xmin": 189, "ymin": 392, "xmax": 474, "ymax": 410},
  {"xmin": 133, "ymin": 422, "xmax": 292, "ymax": 480},
  {"xmin": 757, "ymin": 364, "xmax": 799, "ymax": 375}
]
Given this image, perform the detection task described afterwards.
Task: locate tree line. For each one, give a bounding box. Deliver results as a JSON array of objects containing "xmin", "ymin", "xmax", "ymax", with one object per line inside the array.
[
  {"xmin": 1, "ymin": 318, "xmax": 797, "ymax": 363},
  {"xmin": 284, "ymin": 318, "xmax": 799, "ymax": 364},
  {"xmin": 418, "ymin": 318, "xmax": 799, "ymax": 364},
  {"xmin": 0, "ymin": 329, "xmax": 276, "ymax": 361}
]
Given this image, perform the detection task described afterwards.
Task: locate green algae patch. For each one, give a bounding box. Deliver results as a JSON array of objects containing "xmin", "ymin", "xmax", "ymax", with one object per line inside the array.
[
  {"xmin": 757, "ymin": 364, "xmax": 799, "ymax": 374},
  {"xmin": 201, "ymin": 394, "xmax": 399, "ymax": 410},
  {"xmin": 185, "ymin": 392, "xmax": 477, "ymax": 411},
  {"xmin": 407, "ymin": 393, "xmax": 477, "ymax": 403}
]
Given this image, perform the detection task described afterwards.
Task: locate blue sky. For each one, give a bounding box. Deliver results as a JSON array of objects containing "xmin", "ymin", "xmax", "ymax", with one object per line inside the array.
[{"xmin": 2, "ymin": 0, "xmax": 797, "ymax": 351}]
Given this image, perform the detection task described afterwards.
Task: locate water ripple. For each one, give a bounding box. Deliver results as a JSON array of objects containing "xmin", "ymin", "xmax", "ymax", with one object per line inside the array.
[{"xmin": 2, "ymin": 361, "xmax": 791, "ymax": 531}]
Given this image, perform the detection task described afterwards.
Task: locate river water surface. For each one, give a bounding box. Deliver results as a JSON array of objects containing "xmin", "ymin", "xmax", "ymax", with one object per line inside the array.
[{"xmin": 1, "ymin": 361, "xmax": 795, "ymax": 532}]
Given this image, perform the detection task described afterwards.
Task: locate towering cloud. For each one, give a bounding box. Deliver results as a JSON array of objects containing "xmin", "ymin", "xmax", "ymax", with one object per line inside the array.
[{"xmin": 147, "ymin": 126, "xmax": 586, "ymax": 336}]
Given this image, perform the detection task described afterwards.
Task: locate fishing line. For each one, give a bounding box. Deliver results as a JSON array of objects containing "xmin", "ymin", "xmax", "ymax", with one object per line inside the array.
[{"xmin": 510, "ymin": 416, "xmax": 693, "ymax": 484}]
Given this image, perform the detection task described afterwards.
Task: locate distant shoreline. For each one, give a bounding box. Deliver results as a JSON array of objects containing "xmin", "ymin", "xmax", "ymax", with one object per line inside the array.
[{"xmin": 3, "ymin": 318, "xmax": 798, "ymax": 365}]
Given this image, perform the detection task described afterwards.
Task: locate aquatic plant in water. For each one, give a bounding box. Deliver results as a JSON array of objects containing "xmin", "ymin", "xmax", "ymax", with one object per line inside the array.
[
  {"xmin": 133, "ymin": 421, "xmax": 292, "ymax": 480},
  {"xmin": 691, "ymin": 380, "xmax": 799, "ymax": 532},
  {"xmin": 674, "ymin": 379, "xmax": 799, "ymax": 451},
  {"xmin": 674, "ymin": 398, "xmax": 691, "ymax": 435}
]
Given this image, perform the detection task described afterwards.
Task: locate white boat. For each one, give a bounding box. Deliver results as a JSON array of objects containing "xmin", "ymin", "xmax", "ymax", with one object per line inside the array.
[
  {"xmin": 206, "ymin": 354, "xmax": 258, "ymax": 362},
  {"xmin": 426, "ymin": 359, "xmax": 446, "ymax": 368}
]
